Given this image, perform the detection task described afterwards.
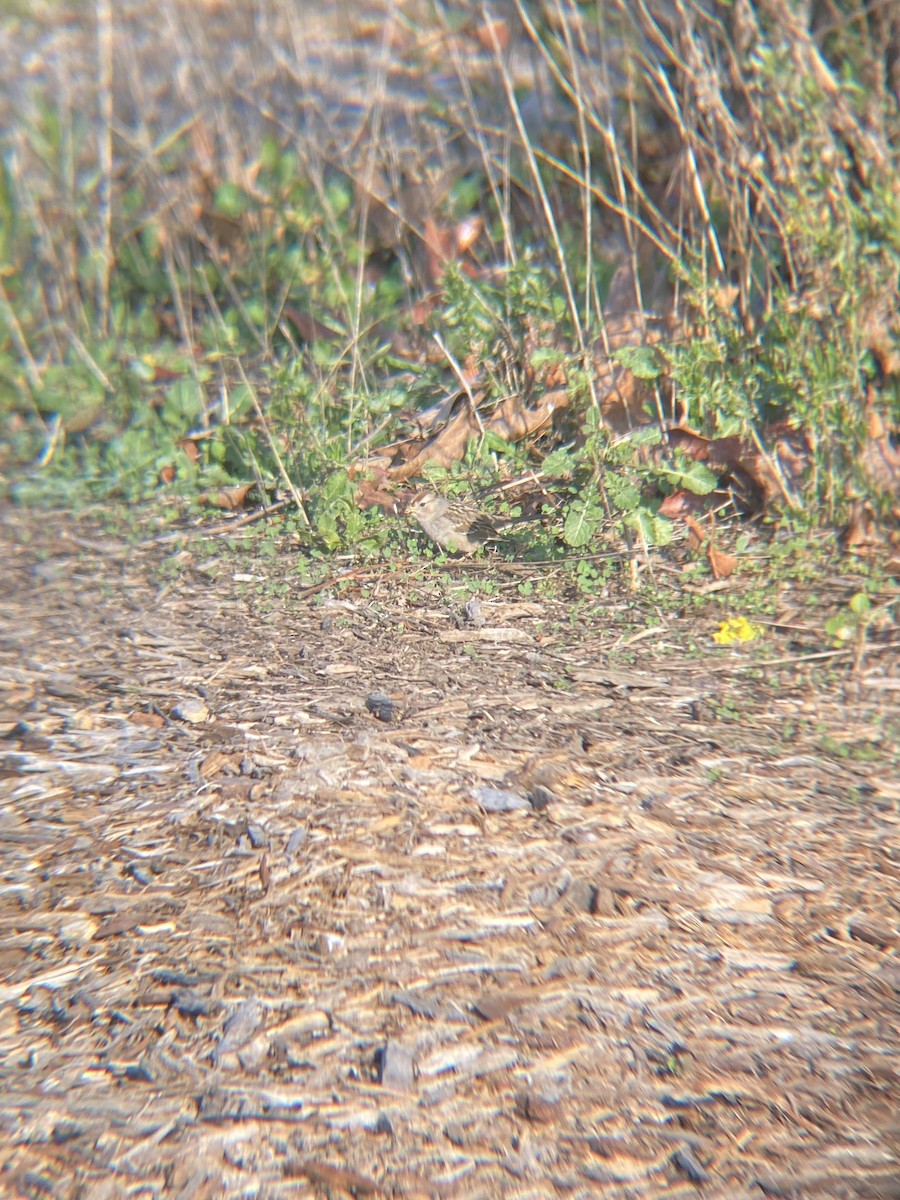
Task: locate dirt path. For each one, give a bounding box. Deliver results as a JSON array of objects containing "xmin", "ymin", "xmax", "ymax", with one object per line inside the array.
[{"xmin": 1, "ymin": 506, "xmax": 897, "ymax": 1199}]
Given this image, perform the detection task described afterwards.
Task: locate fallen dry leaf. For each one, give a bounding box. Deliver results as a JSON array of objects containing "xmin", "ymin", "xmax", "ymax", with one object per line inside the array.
[
  {"xmin": 281, "ymin": 307, "xmax": 341, "ymax": 344},
  {"xmin": 375, "ymin": 389, "xmax": 568, "ymax": 486},
  {"xmin": 840, "ymin": 500, "xmax": 885, "ymax": 552},
  {"xmin": 859, "ymin": 404, "xmax": 900, "ymax": 500},
  {"xmin": 472, "ymin": 16, "xmax": 510, "ymax": 51},
  {"xmin": 708, "ymin": 542, "xmax": 739, "ymax": 579},
  {"xmin": 287, "ymin": 1161, "xmax": 381, "ymax": 1196},
  {"xmin": 386, "ymin": 403, "xmax": 480, "ymax": 481},
  {"xmin": 658, "ymin": 490, "xmax": 708, "ymax": 518},
  {"xmin": 681, "ymin": 513, "xmax": 739, "ymax": 577},
  {"xmin": 177, "ymin": 437, "xmax": 202, "ymax": 464},
  {"xmin": 474, "ymin": 987, "xmax": 545, "ymax": 1021},
  {"xmin": 198, "ymin": 483, "xmax": 255, "ymax": 511},
  {"xmin": 683, "ymin": 514, "xmax": 707, "ymax": 551},
  {"xmin": 490, "ymin": 388, "xmax": 568, "ymax": 440},
  {"xmin": 354, "ymin": 474, "xmax": 399, "ymax": 515},
  {"xmin": 127, "ymin": 709, "xmax": 165, "ymax": 729}
]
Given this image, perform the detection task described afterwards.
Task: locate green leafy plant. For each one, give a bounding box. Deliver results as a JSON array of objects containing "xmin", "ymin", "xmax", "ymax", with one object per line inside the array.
[
  {"xmin": 1, "ymin": 0, "xmax": 896, "ymax": 564},
  {"xmin": 824, "ymin": 591, "xmax": 874, "ymax": 647}
]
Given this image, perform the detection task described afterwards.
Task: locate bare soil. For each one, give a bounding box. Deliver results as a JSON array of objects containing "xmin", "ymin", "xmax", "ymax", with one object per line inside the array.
[{"xmin": 0, "ymin": 504, "xmax": 897, "ymax": 1199}]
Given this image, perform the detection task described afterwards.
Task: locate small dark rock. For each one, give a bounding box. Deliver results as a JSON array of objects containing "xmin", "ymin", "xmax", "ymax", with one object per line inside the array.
[
  {"xmin": 390, "ymin": 990, "xmax": 440, "ymax": 1019},
  {"xmin": 125, "ymin": 863, "xmax": 153, "ymax": 886},
  {"xmin": 172, "ymin": 989, "xmax": 219, "ymax": 1018},
  {"xmin": 567, "ymin": 877, "xmax": 598, "ymax": 913},
  {"xmin": 285, "ymin": 828, "xmax": 306, "ymax": 856},
  {"xmin": 514, "ymin": 1089, "xmax": 561, "ymax": 1123},
  {"xmin": 528, "ymin": 784, "xmax": 556, "ymax": 811},
  {"xmin": 124, "ymin": 1062, "xmax": 154, "ymax": 1083},
  {"xmin": 475, "ymin": 786, "xmax": 529, "ymax": 813},
  {"xmin": 52, "ymin": 1121, "xmax": 87, "ymax": 1144},
  {"xmin": 376, "ymin": 1040, "xmax": 416, "ymax": 1092},
  {"xmin": 464, "ymin": 598, "xmax": 485, "ymax": 627},
  {"xmin": 672, "ymin": 1146, "xmax": 709, "ymax": 1183},
  {"xmin": 246, "ymin": 823, "xmax": 267, "ymax": 848},
  {"xmin": 214, "ymin": 997, "xmax": 263, "ymax": 1062},
  {"xmin": 366, "ymin": 693, "xmax": 402, "ymax": 723}
]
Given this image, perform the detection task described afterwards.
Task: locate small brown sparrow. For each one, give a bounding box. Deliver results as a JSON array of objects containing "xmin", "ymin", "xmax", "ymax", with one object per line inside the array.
[{"xmin": 407, "ymin": 491, "xmax": 499, "ymax": 555}]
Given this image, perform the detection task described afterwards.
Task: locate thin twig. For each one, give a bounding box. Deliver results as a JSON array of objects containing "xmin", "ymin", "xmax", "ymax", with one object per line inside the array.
[
  {"xmin": 95, "ymin": 0, "xmax": 114, "ymax": 338},
  {"xmin": 143, "ymin": 498, "xmax": 293, "ymax": 545},
  {"xmin": 431, "ymin": 331, "xmax": 486, "ymax": 436},
  {"xmin": 234, "ymin": 357, "xmax": 311, "ymax": 527},
  {"xmin": 0, "ymin": 277, "xmax": 43, "ymax": 395},
  {"xmin": 490, "ymin": 2, "xmax": 600, "ymax": 412}
]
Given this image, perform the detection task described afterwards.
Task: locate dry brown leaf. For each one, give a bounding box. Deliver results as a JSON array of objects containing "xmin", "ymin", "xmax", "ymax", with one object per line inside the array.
[
  {"xmin": 408, "ymin": 293, "xmax": 441, "ymax": 326},
  {"xmin": 859, "ymin": 415, "xmax": 900, "ymax": 499},
  {"xmin": 190, "ymin": 119, "xmax": 216, "ymax": 175},
  {"xmin": 666, "ymin": 428, "xmax": 743, "ymax": 471},
  {"xmin": 681, "ymin": 512, "xmax": 739, "ymax": 577},
  {"xmin": 198, "ymin": 483, "xmax": 255, "ymax": 511},
  {"xmin": 472, "ymin": 17, "xmax": 510, "ymax": 51},
  {"xmin": 200, "ymin": 750, "xmax": 240, "ymax": 780},
  {"xmin": 149, "ymin": 364, "xmax": 184, "ymax": 384},
  {"xmin": 666, "ymin": 425, "xmax": 808, "ymax": 514},
  {"xmin": 386, "ymin": 405, "xmax": 479, "ymax": 482},
  {"xmin": 177, "ymin": 437, "xmax": 202, "ymax": 464},
  {"xmin": 473, "ymin": 987, "xmax": 544, "ymax": 1021},
  {"xmin": 861, "ymin": 303, "xmax": 900, "ymax": 376},
  {"xmin": 423, "ymin": 216, "xmax": 454, "ymax": 286},
  {"xmin": 422, "ymin": 217, "xmax": 483, "ymax": 286},
  {"xmin": 281, "ymin": 307, "xmax": 340, "ymax": 344},
  {"xmin": 288, "ymin": 1161, "xmax": 381, "ymax": 1196},
  {"xmin": 658, "ymin": 490, "xmax": 708, "ymax": 518},
  {"xmin": 592, "ymin": 313, "xmax": 674, "ymax": 432},
  {"xmin": 355, "ymin": 475, "xmax": 399, "ymax": 515},
  {"xmin": 708, "ymin": 543, "xmax": 739, "ymax": 579},
  {"xmin": 487, "ymin": 389, "xmax": 568, "ymax": 440},
  {"xmin": 767, "ymin": 422, "xmax": 812, "ymax": 488},
  {"xmin": 127, "ymin": 710, "xmax": 165, "ymax": 729},
  {"xmin": 715, "ymin": 283, "xmax": 740, "ymax": 311},
  {"xmin": 377, "ymin": 386, "xmax": 567, "ymax": 486},
  {"xmin": 683, "ymin": 514, "xmax": 707, "ymax": 551},
  {"xmin": 840, "ymin": 501, "xmax": 888, "ymax": 552},
  {"xmin": 198, "ymin": 207, "xmax": 244, "ymax": 251}
]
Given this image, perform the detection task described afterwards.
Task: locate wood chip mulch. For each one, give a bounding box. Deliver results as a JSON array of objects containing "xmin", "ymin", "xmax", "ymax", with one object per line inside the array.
[{"xmin": 1, "ymin": 506, "xmax": 897, "ymax": 1199}]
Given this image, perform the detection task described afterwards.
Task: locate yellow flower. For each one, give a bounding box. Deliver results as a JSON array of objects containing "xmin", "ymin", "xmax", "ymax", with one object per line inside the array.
[{"xmin": 713, "ymin": 616, "xmax": 764, "ymax": 645}]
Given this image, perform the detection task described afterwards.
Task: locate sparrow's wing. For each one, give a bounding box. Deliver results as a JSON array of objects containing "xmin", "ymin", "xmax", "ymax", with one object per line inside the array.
[{"xmin": 466, "ymin": 513, "xmax": 499, "ymax": 543}]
